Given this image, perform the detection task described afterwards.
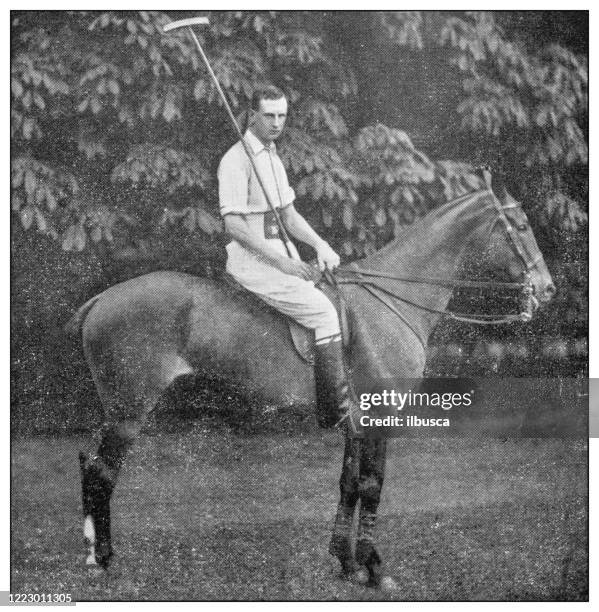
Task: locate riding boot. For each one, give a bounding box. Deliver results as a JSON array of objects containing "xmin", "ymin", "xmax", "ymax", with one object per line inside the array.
[{"xmin": 314, "ymin": 338, "xmax": 362, "ymax": 436}]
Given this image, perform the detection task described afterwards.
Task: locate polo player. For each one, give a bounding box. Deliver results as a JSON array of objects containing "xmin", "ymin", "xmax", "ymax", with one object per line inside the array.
[{"xmin": 218, "ymin": 85, "xmax": 354, "ymax": 430}]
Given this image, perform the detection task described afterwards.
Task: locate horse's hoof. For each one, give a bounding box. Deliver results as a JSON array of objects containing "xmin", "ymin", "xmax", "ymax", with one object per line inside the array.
[
  {"xmin": 379, "ymin": 575, "xmax": 399, "ymax": 592},
  {"xmin": 349, "ymin": 567, "xmax": 370, "ymax": 585}
]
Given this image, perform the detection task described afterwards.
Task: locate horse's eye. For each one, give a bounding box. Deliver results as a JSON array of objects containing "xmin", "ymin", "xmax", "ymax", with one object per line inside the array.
[{"xmin": 517, "ymin": 223, "xmax": 528, "ymax": 231}]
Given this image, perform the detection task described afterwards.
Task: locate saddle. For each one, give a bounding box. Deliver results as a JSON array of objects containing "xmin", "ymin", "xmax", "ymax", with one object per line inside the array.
[{"xmin": 221, "ymin": 272, "xmax": 351, "ymax": 365}]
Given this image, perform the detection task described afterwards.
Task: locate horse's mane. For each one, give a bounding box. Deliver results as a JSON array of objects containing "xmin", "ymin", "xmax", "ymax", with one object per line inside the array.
[{"xmin": 368, "ymin": 187, "xmax": 494, "ymax": 260}]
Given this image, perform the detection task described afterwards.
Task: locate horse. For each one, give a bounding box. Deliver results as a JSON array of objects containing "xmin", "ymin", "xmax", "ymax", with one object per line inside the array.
[{"xmin": 67, "ymin": 174, "xmax": 555, "ymax": 589}]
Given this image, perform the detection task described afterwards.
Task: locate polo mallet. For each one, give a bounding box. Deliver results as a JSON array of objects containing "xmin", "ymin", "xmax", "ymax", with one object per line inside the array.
[{"xmin": 163, "ymin": 16, "xmax": 300, "ymax": 260}]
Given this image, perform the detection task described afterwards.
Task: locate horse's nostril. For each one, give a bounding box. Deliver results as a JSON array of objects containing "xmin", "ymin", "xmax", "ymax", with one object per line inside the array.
[{"xmin": 545, "ymin": 283, "xmax": 556, "ymax": 297}]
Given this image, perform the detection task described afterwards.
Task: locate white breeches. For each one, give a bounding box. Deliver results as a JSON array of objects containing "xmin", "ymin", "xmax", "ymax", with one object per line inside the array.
[{"xmin": 226, "ymin": 240, "xmax": 340, "ymax": 341}]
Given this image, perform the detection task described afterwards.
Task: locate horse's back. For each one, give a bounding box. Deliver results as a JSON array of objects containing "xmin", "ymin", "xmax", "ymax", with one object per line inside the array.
[{"xmin": 78, "ymin": 270, "xmax": 291, "ymax": 345}]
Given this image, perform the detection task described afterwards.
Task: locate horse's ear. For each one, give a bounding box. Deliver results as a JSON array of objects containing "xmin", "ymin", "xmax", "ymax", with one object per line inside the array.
[
  {"xmin": 490, "ymin": 171, "xmax": 508, "ymax": 203},
  {"xmin": 475, "ymin": 165, "xmax": 493, "ymax": 189},
  {"xmin": 475, "ymin": 165, "xmax": 509, "ymax": 202}
]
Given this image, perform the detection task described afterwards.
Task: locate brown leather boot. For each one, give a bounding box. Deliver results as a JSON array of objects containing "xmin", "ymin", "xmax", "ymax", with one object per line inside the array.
[{"xmin": 314, "ymin": 338, "xmax": 362, "ymax": 436}]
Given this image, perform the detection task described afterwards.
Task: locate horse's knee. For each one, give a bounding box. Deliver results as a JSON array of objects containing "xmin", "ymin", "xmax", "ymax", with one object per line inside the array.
[
  {"xmin": 97, "ymin": 420, "xmax": 139, "ymax": 472},
  {"xmin": 114, "ymin": 419, "xmax": 142, "ymax": 442},
  {"xmin": 339, "ymin": 439, "xmax": 360, "ymax": 499},
  {"xmin": 339, "ymin": 476, "xmax": 359, "ymax": 507}
]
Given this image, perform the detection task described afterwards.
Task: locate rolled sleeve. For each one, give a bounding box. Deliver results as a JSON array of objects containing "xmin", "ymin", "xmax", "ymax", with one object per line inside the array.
[
  {"xmin": 218, "ymin": 149, "xmax": 250, "ymax": 217},
  {"xmin": 283, "ymin": 184, "xmax": 295, "ymax": 208}
]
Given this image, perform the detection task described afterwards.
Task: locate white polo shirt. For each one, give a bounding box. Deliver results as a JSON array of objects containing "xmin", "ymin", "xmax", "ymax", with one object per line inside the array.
[{"xmin": 217, "ymin": 130, "xmax": 295, "ymax": 217}]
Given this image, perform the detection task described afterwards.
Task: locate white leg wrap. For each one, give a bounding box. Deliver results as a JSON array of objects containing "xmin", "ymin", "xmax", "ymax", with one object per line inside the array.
[{"xmin": 84, "ymin": 515, "xmax": 97, "ymax": 566}]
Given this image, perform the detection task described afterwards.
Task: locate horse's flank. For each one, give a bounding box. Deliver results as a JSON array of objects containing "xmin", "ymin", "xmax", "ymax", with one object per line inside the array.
[{"xmin": 67, "ymin": 271, "xmax": 317, "ymax": 412}]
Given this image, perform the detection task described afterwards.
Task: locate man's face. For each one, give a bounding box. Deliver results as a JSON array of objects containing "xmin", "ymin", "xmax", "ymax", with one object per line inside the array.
[{"xmin": 250, "ymin": 97, "xmax": 288, "ymax": 144}]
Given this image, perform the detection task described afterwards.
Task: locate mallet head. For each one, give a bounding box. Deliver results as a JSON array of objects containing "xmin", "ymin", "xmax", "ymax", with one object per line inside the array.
[{"xmin": 163, "ymin": 17, "xmax": 209, "ymax": 32}]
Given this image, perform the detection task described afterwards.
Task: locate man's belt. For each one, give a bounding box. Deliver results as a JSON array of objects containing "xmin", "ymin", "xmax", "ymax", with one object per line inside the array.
[{"xmin": 264, "ymin": 210, "xmax": 281, "ymax": 239}]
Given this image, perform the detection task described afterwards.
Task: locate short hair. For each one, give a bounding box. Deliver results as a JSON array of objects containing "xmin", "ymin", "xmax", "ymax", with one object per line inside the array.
[{"xmin": 250, "ymin": 85, "xmax": 286, "ymax": 111}]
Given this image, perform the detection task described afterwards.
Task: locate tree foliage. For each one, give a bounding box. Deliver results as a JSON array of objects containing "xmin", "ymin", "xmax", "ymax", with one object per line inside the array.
[
  {"xmin": 11, "ymin": 10, "xmax": 587, "ymax": 335},
  {"xmin": 438, "ymin": 11, "xmax": 587, "ymax": 234}
]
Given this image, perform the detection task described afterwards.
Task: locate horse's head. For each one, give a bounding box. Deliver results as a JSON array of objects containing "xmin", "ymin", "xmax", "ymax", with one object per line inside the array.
[{"xmin": 477, "ymin": 168, "xmax": 555, "ymax": 310}]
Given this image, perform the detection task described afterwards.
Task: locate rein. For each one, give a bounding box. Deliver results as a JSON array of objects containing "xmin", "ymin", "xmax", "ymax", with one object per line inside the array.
[
  {"xmin": 332, "ymin": 189, "xmax": 537, "ymax": 327},
  {"xmin": 335, "ymin": 267, "xmax": 525, "ymax": 291},
  {"xmin": 337, "ymin": 274, "xmax": 533, "ymax": 326}
]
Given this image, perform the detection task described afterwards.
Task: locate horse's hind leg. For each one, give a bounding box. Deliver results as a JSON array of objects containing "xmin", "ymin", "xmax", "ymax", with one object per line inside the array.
[
  {"xmin": 79, "ymin": 351, "xmax": 192, "ymax": 569},
  {"xmin": 79, "ymin": 419, "xmax": 142, "ymax": 568},
  {"xmin": 329, "ymin": 436, "xmax": 360, "ymax": 576}
]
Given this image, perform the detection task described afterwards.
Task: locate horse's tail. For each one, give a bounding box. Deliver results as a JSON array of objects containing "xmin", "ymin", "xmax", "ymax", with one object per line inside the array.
[{"xmin": 64, "ymin": 294, "xmax": 102, "ymax": 338}]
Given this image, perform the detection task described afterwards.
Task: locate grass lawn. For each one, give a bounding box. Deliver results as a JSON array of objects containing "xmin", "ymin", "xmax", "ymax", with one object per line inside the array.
[{"xmin": 11, "ymin": 426, "xmax": 587, "ymax": 601}]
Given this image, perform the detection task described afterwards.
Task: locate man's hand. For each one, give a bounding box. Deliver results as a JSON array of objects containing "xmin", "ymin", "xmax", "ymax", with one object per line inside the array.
[
  {"xmin": 278, "ymin": 257, "xmax": 320, "ymax": 282},
  {"xmin": 315, "ymin": 242, "xmax": 340, "ymax": 272},
  {"xmin": 280, "ymin": 206, "xmax": 340, "ymax": 272}
]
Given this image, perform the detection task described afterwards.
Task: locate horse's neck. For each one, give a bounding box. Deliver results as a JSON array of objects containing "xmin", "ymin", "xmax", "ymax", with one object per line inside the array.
[
  {"xmin": 364, "ymin": 192, "xmax": 493, "ymax": 282},
  {"xmin": 354, "ymin": 191, "xmax": 495, "ymax": 356}
]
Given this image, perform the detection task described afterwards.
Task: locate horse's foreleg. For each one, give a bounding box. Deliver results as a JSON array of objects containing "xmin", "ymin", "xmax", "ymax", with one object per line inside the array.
[
  {"xmin": 329, "ymin": 436, "xmax": 361, "ymax": 575},
  {"xmin": 79, "ymin": 420, "xmax": 140, "ymax": 569},
  {"xmin": 356, "ymin": 438, "xmax": 387, "ymax": 586}
]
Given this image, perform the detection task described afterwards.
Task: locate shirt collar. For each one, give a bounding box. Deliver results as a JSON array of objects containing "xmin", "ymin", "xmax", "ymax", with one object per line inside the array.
[{"xmin": 244, "ymin": 130, "xmax": 276, "ymax": 155}]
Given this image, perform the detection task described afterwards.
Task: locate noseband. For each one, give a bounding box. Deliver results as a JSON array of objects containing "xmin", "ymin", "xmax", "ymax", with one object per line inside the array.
[
  {"xmin": 489, "ymin": 194, "xmax": 544, "ymax": 276},
  {"xmin": 333, "ymin": 189, "xmax": 539, "ymax": 330}
]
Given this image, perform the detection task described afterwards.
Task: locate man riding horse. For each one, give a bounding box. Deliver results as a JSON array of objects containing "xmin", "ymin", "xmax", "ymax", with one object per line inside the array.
[
  {"xmin": 218, "ymin": 85, "xmax": 356, "ymax": 432},
  {"xmin": 71, "ymin": 20, "xmax": 556, "ymax": 581}
]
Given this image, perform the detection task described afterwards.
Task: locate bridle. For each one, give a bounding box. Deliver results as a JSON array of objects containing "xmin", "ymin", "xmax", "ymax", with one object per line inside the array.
[{"xmin": 331, "ymin": 189, "xmax": 540, "ymax": 333}]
